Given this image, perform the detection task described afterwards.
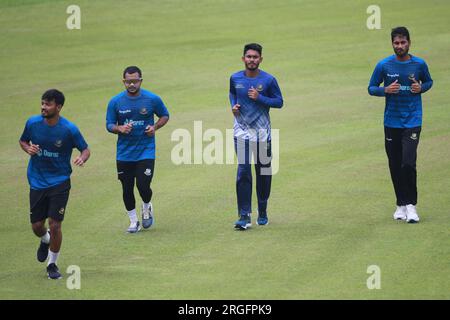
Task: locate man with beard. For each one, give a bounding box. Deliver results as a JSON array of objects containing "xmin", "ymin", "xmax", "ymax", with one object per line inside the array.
[
  {"xmin": 368, "ymin": 27, "xmax": 433, "ymax": 223},
  {"xmin": 229, "ymin": 43, "xmax": 284, "ymax": 230},
  {"xmin": 19, "ymin": 89, "xmax": 90, "ymax": 279},
  {"xmin": 106, "ymin": 66, "xmax": 169, "ymax": 233}
]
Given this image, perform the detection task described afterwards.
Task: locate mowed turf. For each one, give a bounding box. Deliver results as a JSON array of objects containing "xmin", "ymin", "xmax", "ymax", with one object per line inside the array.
[{"xmin": 0, "ymin": 0, "xmax": 449, "ymax": 299}]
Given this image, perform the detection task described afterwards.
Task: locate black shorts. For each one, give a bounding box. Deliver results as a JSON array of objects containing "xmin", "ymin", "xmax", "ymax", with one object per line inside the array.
[
  {"xmin": 29, "ymin": 179, "xmax": 71, "ymax": 224},
  {"xmin": 116, "ymin": 159, "xmax": 155, "ymax": 182}
]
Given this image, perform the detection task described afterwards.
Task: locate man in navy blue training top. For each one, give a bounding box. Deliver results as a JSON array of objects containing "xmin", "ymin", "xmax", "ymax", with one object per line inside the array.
[
  {"xmin": 229, "ymin": 43, "xmax": 283, "ymax": 230},
  {"xmin": 19, "ymin": 89, "xmax": 90, "ymax": 279},
  {"xmin": 106, "ymin": 66, "xmax": 169, "ymax": 233},
  {"xmin": 368, "ymin": 27, "xmax": 433, "ymax": 223}
]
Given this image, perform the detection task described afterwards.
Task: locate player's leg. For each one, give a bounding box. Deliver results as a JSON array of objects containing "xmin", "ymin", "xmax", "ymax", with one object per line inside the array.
[
  {"xmin": 117, "ymin": 161, "xmax": 140, "ymax": 233},
  {"xmin": 46, "ymin": 180, "xmax": 70, "ymax": 279},
  {"xmin": 30, "ymin": 188, "xmax": 51, "ymax": 262},
  {"xmin": 135, "ymin": 159, "xmax": 155, "ymax": 229},
  {"xmin": 401, "ymin": 126, "xmax": 421, "ymax": 223},
  {"xmin": 255, "ymin": 140, "xmax": 272, "ymax": 226},
  {"xmin": 234, "ymin": 138, "xmax": 252, "ymax": 230},
  {"xmin": 384, "ymin": 127, "xmax": 407, "ymax": 220},
  {"xmin": 46, "ymin": 218, "xmax": 62, "ymax": 279}
]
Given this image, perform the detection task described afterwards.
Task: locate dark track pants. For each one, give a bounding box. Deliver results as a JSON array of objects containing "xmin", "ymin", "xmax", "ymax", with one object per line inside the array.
[
  {"xmin": 117, "ymin": 159, "xmax": 155, "ymax": 211},
  {"xmin": 384, "ymin": 126, "xmax": 421, "ymax": 206},
  {"xmin": 235, "ymin": 138, "xmax": 272, "ymax": 216}
]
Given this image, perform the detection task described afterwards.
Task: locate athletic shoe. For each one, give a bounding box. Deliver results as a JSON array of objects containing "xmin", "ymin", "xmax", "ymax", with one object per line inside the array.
[
  {"xmin": 406, "ymin": 204, "xmax": 420, "ymax": 223},
  {"xmin": 37, "ymin": 232, "xmax": 50, "ymax": 262},
  {"xmin": 256, "ymin": 211, "xmax": 269, "ymax": 226},
  {"xmin": 141, "ymin": 203, "xmax": 154, "ymax": 229},
  {"xmin": 234, "ymin": 214, "xmax": 251, "ymax": 230},
  {"xmin": 47, "ymin": 263, "xmax": 62, "ymax": 280},
  {"xmin": 393, "ymin": 206, "xmax": 407, "ymax": 221},
  {"xmin": 127, "ymin": 221, "xmax": 141, "ymax": 233}
]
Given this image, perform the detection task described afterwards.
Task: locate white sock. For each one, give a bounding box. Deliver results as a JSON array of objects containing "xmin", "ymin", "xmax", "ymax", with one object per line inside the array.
[
  {"xmin": 47, "ymin": 250, "xmax": 60, "ymax": 266},
  {"xmin": 41, "ymin": 230, "xmax": 50, "ymax": 244},
  {"xmin": 143, "ymin": 202, "xmax": 151, "ymax": 211},
  {"xmin": 127, "ymin": 209, "xmax": 138, "ymax": 224}
]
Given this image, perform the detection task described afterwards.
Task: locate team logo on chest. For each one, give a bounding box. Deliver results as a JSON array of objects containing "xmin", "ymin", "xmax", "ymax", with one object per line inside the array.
[
  {"xmin": 140, "ymin": 107, "xmax": 149, "ymax": 115},
  {"xmin": 54, "ymin": 140, "xmax": 63, "ymax": 148},
  {"xmin": 256, "ymin": 84, "xmax": 264, "ymax": 92}
]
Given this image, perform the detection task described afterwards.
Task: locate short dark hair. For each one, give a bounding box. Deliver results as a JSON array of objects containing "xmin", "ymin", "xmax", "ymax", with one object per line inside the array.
[
  {"xmin": 123, "ymin": 66, "xmax": 142, "ymax": 78},
  {"xmin": 42, "ymin": 89, "xmax": 65, "ymax": 106},
  {"xmin": 391, "ymin": 26, "xmax": 410, "ymax": 42},
  {"xmin": 243, "ymin": 43, "xmax": 263, "ymax": 56}
]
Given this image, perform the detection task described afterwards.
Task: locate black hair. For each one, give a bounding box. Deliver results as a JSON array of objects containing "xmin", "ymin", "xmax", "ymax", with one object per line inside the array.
[
  {"xmin": 42, "ymin": 89, "xmax": 65, "ymax": 106},
  {"xmin": 391, "ymin": 26, "xmax": 410, "ymax": 42},
  {"xmin": 123, "ymin": 66, "xmax": 142, "ymax": 78},
  {"xmin": 243, "ymin": 43, "xmax": 263, "ymax": 56}
]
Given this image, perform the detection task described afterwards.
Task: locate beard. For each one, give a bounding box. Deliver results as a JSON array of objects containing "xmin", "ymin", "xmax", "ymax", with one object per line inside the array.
[
  {"xmin": 395, "ymin": 48, "xmax": 409, "ymax": 57},
  {"xmin": 246, "ymin": 63, "xmax": 259, "ymax": 71},
  {"xmin": 41, "ymin": 110, "xmax": 56, "ymax": 118},
  {"xmin": 127, "ymin": 86, "xmax": 139, "ymax": 94}
]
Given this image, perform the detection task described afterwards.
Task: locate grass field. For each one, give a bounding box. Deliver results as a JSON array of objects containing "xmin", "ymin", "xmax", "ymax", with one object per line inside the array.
[{"xmin": 0, "ymin": 0, "xmax": 449, "ymax": 299}]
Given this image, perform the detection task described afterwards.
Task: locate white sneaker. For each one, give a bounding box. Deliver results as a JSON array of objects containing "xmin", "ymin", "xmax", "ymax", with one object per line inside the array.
[
  {"xmin": 406, "ymin": 204, "xmax": 420, "ymax": 223},
  {"xmin": 393, "ymin": 206, "xmax": 407, "ymax": 220},
  {"xmin": 127, "ymin": 221, "xmax": 141, "ymax": 233}
]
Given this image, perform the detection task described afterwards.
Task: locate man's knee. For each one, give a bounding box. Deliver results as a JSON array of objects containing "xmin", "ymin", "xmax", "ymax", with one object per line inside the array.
[
  {"xmin": 31, "ymin": 220, "xmax": 46, "ymax": 236},
  {"xmin": 237, "ymin": 165, "xmax": 252, "ymax": 182}
]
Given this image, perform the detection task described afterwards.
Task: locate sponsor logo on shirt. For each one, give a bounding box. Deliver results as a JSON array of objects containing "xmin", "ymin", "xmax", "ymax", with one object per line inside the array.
[
  {"xmin": 235, "ymin": 84, "xmax": 245, "ymax": 89},
  {"xmin": 124, "ymin": 119, "xmax": 145, "ymax": 126},
  {"xmin": 119, "ymin": 109, "xmax": 132, "ymax": 114},
  {"xmin": 37, "ymin": 149, "xmax": 59, "ymax": 158},
  {"xmin": 387, "ymin": 73, "xmax": 399, "ymax": 78}
]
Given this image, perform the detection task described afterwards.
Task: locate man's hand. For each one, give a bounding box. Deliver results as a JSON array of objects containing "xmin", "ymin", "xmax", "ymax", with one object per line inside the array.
[
  {"xmin": 27, "ymin": 143, "xmax": 40, "ymax": 156},
  {"xmin": 248, "ymin": 87, "xmax": 259, "ymax": 100},
  {"xmin": 118, "ymin": 122, "xmax": 133, "ymax": 134},
  {"xmin": 145, "ymin": 125, "xmax": 155, "ymax": 137},
  {"xmin": 411, "ymin": 78, "xmax": 422, "ymax": 94},
  {"xmin": 385, "ymin": 79, "xmax": 400, "ymax": 94},
  {"xmin": 73, "ymin": 148, "xmax": 90, "ymax": 167},
  {"xmin": 73, "ymin": 155, "xmax": 85, "ymax": 166},
  {"xmin": 232, "ymin": 104, "xmax": 241, "ymax": 116}
]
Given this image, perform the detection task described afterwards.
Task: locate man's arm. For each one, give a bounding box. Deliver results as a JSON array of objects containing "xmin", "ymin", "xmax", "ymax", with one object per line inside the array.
[
  {"xmin": 249, "ymin": 78, "xmax": 283, "ymax": 108},
  {"xmin": 19, "ymin": 140, "xmax": 40, "ymax": 156},
  {"xmin": 419, "ymin": 61, "xmax": 433, "ymax": 93},
  {"xmin": 108, "ymin": 123, "xmax": 133, "ymax": 134},
  {"xmin": 368, "ymin": 62, "xmax": 386, "ymax": 96},
  {"xmin": 145, "ymin": 96, "xmax": 170, "ymax": 136},
  {"xmin": 19, "ymin": 120, "xmax": 40, "ymax": 156},
  {"xmin": 229, "ymin": 76, "xmax": 240, "ymax": 116},
  {"xmin": 145, "ymin": 116, "xmax": 169, "ymax": 136},
  {"xmin": 73, "ymin": 148, "xmax": 90, "ymax": 166},
  {"xmin": 106, "ymin": 99, "xmax": 133, "ymax": 135}
]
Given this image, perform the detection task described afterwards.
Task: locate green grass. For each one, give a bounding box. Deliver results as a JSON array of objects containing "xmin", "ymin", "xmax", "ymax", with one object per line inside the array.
[{"xmin": 0, "ymin": 0, "xmax": 449, "ymax": 299}]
